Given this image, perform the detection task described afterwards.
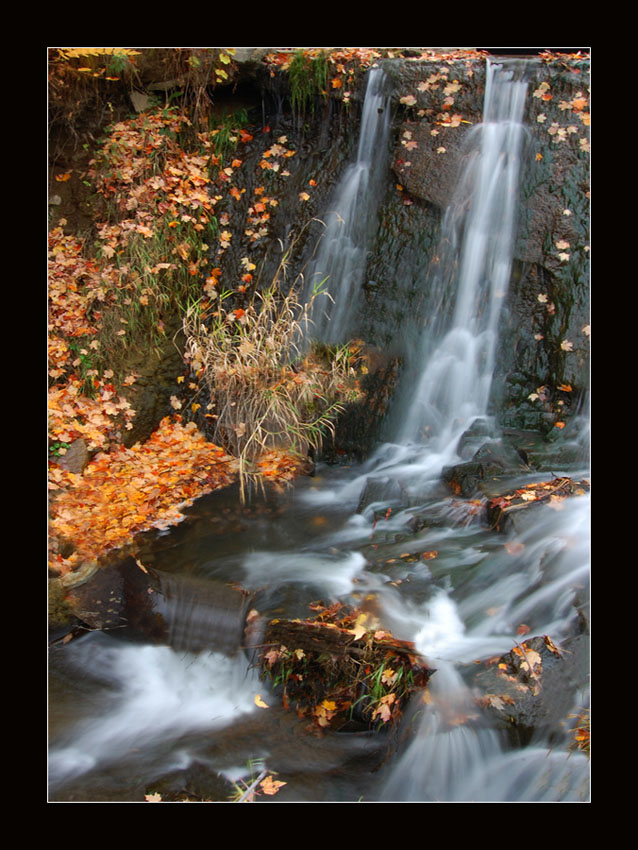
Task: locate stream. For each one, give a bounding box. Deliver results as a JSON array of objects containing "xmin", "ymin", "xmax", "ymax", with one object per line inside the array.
[
  {"xmin": 48, "ymin": 57, "xmax": 590, "ymax": 803},
  {"xmin": 48, "ymin": 458, "xmax": 590, "ymax": 802}
]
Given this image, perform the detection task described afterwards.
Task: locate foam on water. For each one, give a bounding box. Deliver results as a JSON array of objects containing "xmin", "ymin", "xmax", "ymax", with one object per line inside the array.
[
  {"xmin": 48, "ymin": 642, "xmax": 261, "ymax": 788},
  {"xmin": 240, "ymin": 549, "xmax": 367, "ymax": 597}
]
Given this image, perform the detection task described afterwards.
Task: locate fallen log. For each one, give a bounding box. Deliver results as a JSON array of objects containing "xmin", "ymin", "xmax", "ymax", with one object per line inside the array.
[{"xmin": 258, "ymin": 602, "xmax": 435, "ymax": 732}]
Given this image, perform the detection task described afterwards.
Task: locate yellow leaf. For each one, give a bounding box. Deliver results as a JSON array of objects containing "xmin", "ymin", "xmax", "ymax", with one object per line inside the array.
[
  {"xmin": 348, "ymin": 612, "xmax": 369, "ymax": 640},
  {"xmin": 254, "ymin": 694, "xmax": 269, "ymax": 708},
  {"xmin": 381, "ymin": 668, "xmax": 398, "ymax": 685}
]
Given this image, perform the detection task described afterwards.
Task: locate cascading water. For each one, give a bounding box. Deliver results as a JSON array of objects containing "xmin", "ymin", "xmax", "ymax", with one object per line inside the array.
[
  {"xmin": 375, "ymin": 59, "xmax": 533, "ymax": 485},
  {"xmin": 48, "ymin": 56, "xmax": 589, "ymax": 803},
  {"xmin": 360, "ymin": 58, "xmax": 589, "ymax": 801},
  {"xmin": 303, "ymin": 66, "xmax": 392, "ymax": 344}
]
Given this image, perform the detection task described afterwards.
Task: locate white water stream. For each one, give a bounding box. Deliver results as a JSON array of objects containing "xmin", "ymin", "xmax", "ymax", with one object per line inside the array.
[
  {"xmin": 303, "ymin": 67, "xmax": 392, "ymax": 343},
  {"xmin": 48, "ymin": 58, "xmax": 590, "ymax": 803}
]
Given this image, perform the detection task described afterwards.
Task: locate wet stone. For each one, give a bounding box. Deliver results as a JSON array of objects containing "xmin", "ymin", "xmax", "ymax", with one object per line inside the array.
[{"xmin": 470, "ymin": 634, "xmax": 588, "ymax": 747}]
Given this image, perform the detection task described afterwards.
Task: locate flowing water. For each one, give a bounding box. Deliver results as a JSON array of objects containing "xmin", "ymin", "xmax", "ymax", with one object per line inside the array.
[
  {"xmin": 48, "ymin": 58, "xmax": 590, "ymax": 802},
  {"xmin": 303, "ymin": 67, "xmax": 392, "ymax": 344}
]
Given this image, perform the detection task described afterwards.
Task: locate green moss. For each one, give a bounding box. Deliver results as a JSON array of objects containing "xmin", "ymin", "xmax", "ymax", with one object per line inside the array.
[{"xmin": 288, "ymin": 50, "xmax": 328, "ymax": 119}]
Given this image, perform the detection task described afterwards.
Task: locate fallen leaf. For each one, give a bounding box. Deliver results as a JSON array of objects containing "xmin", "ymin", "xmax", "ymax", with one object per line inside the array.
[
  {"xmin": 371, "ymin": 693, "xmax": 396, "ymax": 723},
  {"xmin": 516, "ymin": 647, "xmax": 542, "ymax": 673},
  {"xmin": 260, "ymin": 775, "xmax": 286, "ymax": 796},
  {"xmin": 349, "ymin": 612, "xmax": 369, "ymax": 640}
]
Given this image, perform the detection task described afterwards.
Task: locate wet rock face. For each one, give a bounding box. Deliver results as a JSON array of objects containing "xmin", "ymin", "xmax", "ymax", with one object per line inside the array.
[
  {"xmin": 393, "ymin": 121, "xmax": 473, "ymax": 209},
  {"xmin": 380, "ymin": 55, "xmax": 590, "ymax": 432}
]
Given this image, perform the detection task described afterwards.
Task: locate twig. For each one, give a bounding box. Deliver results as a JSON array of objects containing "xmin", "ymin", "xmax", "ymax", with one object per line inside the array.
[{"xmin": 235, "ymin": 768, "xmax": 268, "ymax": 802}]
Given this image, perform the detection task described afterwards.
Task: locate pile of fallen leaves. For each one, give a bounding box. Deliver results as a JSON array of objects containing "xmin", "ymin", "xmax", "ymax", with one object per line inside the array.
[
  {"xmin": 48, "ymin": 376, "xmax": 136, "ymax": 451},
  {"xmin": 48, "ymin": 226, "xmax": 122, "ymax": 382},
  {"xmin": 48, "ymin": 416, "xmax": 238, "ymax": 574},
  {"xmin": 260, "ymin": 601, "xmax": 434, "ymax": 731},
  {"xmin": 253, "ymin": 450, "xmax": 312, "ymax": 485}
]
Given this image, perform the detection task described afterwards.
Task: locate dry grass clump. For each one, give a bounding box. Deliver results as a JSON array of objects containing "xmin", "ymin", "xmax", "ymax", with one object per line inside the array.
[{"xmin": 183, "ymin": 249, "xmax": 363, "ymax": 497}]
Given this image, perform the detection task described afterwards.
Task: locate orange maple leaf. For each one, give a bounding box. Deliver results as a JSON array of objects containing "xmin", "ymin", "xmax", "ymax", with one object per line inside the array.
[{"xmin": 259, "ymin": 776, "xmax": 286, "ymax": 796}]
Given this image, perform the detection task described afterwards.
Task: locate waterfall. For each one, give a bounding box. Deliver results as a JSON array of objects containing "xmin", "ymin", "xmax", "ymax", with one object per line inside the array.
[
  {"xmin": 304, "ymin": 67, "xmax": 392, "ymax": 344},
  {"xmin": 48, "ymin": 55, "xmax": 589, "ymax": 804},
  {"xmin": 395, "ymin": 59, "xmax": 533, "ymax": 458}
]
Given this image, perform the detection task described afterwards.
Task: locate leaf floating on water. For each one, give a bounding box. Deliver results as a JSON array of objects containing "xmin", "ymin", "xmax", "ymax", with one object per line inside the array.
[{"xmin": 259, "ymin": 776, "xmax": 286, "ymax": 796}]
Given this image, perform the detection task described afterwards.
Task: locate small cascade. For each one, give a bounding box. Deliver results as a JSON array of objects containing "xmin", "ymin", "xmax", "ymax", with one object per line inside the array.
[
  {"xmin": 394, "ymin": 58, "xmax": 533, "ymax": 461},
  {"xmin": 304, "ymin": 67, "xmax": 392, "ymax": 344},
  {"xmin": 48, "ymin": 637, "xmax": 261, "ymax": 792},
  {"xmin": 371, "ymin": 494, "xmax": 590, "ymax": 802},
  {"xmin": 151, "ymin": 573, "xmax": 252, "ymax": 656}
]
